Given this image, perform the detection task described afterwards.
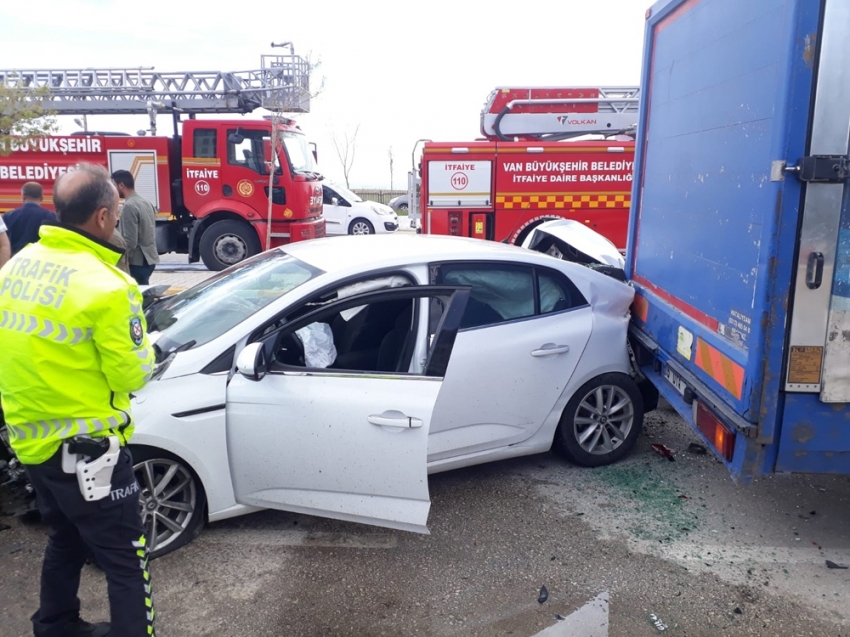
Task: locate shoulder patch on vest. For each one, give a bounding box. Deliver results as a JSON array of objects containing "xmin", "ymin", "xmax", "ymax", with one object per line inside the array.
[{"xmin": 130, "ymin": 317, "xmax": 144, "ymax": 346}]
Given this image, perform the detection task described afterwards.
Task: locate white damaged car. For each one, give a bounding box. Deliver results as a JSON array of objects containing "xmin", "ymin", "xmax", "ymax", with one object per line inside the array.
[{"xmin": 131, "ymin": 232, "xmax": 653, "ymax": 556}]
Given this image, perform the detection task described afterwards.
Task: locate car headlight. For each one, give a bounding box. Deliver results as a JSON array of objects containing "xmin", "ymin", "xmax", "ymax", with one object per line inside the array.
[{"xmin": 371, "ymin": 205, "xmax": 392, "ymax": 216}]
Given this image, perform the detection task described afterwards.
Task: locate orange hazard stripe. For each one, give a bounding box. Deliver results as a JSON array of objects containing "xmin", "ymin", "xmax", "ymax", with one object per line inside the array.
[
  {"xmin": 183, "ymin": 157, "xmax": 221, "ymax": 166},
  {"xmin": 694, "ymin": 338, "xmax": 744, "ymax": 400}
]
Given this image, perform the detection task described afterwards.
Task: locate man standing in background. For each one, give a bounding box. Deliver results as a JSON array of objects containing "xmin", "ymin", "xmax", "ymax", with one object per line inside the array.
[
  {"xmin": 3, "ymin": 182, "xmax": 57, "ymax": 255},
  {"xmin": 111, "ymin": 170, "xmax": 160, "ymax": 285}
]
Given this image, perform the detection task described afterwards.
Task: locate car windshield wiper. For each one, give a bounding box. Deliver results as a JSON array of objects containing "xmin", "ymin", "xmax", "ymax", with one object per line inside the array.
[{"xmin": 169, "ymin": 340, "xmax": 196, "ymax": 356}]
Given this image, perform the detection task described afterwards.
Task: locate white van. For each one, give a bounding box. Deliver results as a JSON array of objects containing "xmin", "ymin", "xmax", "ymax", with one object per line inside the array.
[{"xmin": 322, "ymin": 183, "xmax": 399, "ymax": 236}]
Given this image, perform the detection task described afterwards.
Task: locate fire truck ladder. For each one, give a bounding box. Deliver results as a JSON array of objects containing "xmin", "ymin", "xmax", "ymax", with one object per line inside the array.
[
  {"xmin": 481, "ymin": 86, "xmax": 640, "ymax": 141},
  {"xmin": 0, "ymin": 53, "xmax": 311, "ymax": 135}
]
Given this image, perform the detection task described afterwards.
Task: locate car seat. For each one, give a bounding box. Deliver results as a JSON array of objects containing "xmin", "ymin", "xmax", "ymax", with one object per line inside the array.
[{"xmin": 376, "ymin": 305, "xmax": 414, "ymax": 372}]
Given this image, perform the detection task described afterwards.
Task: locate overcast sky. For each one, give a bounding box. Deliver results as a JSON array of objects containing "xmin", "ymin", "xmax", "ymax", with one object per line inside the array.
[{"xmin": 0, "ymin": 0, "xmax": 647, "ymax": 190}]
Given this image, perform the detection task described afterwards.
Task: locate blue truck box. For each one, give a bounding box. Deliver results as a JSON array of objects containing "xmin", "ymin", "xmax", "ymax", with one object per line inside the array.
[{"xmin": 628, "ymin": 0, "xmax": 850, "ymax": 478}]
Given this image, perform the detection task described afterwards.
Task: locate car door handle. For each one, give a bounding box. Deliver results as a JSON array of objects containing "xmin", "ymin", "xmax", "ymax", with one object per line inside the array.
[
  {"xmin": 531, "ymin": 344, "xmax": 570, "ymax": 357},
  {"xmin": 368, "ymin": 414, "xmax": 424, "ymax": 428}
]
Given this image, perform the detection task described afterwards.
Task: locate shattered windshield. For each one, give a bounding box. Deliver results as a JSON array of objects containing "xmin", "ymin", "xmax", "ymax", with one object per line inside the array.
[{"xmin": 147, "ymin": 250, "xmax": 322, "ymax": 362}]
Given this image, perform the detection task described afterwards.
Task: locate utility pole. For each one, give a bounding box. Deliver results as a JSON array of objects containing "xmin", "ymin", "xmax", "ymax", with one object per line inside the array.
[{"xmin": 266, "ymin": 41, "xmax": 293, "ymax": 251}]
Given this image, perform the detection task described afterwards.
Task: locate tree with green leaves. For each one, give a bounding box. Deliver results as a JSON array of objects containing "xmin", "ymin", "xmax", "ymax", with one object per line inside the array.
[{"xmin": 0, "ymin": 80, "xmax": 57, "ymax": 156}]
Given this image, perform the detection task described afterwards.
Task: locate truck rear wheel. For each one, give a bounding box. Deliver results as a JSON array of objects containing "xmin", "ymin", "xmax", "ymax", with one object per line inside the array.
[{"xmin": 199, "ymin": 220, "xmax": 261, "ymax": 271}]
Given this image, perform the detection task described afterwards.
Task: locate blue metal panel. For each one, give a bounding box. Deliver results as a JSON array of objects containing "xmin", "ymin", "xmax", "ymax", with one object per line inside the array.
[
  {"xmin": 629, "ymin": 0, "xmax": 820, "ymax": 444},
  {"xmin": 777, "ymin": 393, "xmax": 850, "ymax": 473}
]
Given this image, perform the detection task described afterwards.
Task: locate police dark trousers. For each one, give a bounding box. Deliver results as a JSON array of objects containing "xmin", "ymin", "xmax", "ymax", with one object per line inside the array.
[{"xmin": 24, "ymin": 446, "xmax": 154, "ymax": 637}]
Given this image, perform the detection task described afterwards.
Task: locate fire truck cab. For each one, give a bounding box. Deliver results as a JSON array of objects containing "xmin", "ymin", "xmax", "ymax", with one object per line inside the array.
[{"xmin": 0, "ymin": 54, "xmax": 324, "ymax": 271}]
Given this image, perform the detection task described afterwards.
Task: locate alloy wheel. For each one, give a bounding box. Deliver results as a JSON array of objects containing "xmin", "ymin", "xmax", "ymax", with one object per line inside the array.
[
  {"xmin": 134, "ymin": 458, "xmax": 198, "ymax": 555},
  {"xmin": 351, "ymin": 221, "xmax": 373, "ymax": 235},
  {"xmin": 573, "ymin": 385, "xmax": 635, "ymax": 455}
]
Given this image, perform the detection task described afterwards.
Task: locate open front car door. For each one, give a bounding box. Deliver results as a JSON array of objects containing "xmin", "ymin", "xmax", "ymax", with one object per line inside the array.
[{"xmin": 224, "ymin": 286, "xmax": 469, "ymax": 533}]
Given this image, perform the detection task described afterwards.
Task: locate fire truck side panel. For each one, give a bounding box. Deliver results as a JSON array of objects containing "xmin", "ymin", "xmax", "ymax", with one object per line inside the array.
[
  {"xmin": 420, "ymin": 141, "xmax": 633, "ymax": 248},
  {"xmin": 494, "ymin": 142, "xmax": 633, "ymax": 247},
  {"xmin": 0, "ymin": 136, "xmax": 172, "ymax": 220}
]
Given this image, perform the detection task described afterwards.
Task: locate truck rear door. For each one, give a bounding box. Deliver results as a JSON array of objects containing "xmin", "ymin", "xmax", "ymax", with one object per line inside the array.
[{"xmin": 628, "ymin": 0, "xmax": 849, "ymax": 478}]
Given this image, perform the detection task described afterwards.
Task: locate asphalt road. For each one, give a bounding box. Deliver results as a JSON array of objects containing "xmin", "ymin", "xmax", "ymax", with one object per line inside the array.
[{"xmin": 1, "ymin": 402, "xmax": 848, "ymax": 637}]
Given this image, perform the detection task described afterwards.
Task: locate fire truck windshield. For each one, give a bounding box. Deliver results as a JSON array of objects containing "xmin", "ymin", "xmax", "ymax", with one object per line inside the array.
[{"xmin": 282, "ymin": 132, "xmax": 316, "ymax": 176}]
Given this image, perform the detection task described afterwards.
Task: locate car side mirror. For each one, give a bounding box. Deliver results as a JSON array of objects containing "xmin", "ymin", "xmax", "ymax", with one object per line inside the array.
[
  {"xmin": 228, "ymin": 131, "xmax": 245, "ymax": 144},
  {"xmin": 236, "ymin": 342, "xmax": 267, "ymax": 381},
  {"xmin": 331, "ymin": 197, "xmax": 339, "ymax": 206}
]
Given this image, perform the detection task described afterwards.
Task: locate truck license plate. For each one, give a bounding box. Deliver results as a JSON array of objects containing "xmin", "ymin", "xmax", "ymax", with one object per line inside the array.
[{"xmin": 664, "ymin": 366, "xmax": 687, "ymax": 396}]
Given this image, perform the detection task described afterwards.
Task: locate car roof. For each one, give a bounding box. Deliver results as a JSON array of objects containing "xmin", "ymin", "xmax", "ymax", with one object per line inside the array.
[{"xmin": 282, "ymin": 234, "xmax": 540, "ymax": 274}]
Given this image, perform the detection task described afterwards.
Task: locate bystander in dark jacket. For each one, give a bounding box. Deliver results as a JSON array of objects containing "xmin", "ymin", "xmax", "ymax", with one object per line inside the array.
[{"xmin": 3, "ymin": 182, "xmax": 56, "ymax": 254}]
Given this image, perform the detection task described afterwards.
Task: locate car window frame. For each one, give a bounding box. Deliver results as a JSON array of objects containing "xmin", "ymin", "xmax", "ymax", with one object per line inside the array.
[
  {"xmin": 429, "ymin": 260, "xmax": 589, "ymax": 331},
  {"xmin": 258, "ymin": 286, "xmax": 469, "ymax": 379},
  {"xmin": 248, "ymin": 269, "xmax": 420, "ymax": 345},
  {"xmin": 323, "ymin": 186, "xmax": 350, "ymax": 207}
]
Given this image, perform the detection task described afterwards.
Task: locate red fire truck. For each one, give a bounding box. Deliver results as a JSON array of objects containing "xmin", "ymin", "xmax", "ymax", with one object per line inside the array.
[
  {"xmin": 0, "ymin": 54, "xmax": 324, "ymax": 270},
  {"xmin": 409, "ymin": 87, "xmax": 639, "ymax": 248}
]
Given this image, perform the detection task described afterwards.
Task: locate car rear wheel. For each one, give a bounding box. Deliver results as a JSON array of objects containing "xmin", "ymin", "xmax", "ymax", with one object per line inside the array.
[
  {"xmin": 554, "ymin": 373, "xmax": 644, "ymax": 467},
  {"xmin": 131, "ymin": 446, "xmax": 206, "ymax": 559},
  {"xmin": 349, "ymin": 218, "xmax": 375, "ymax": 235}
]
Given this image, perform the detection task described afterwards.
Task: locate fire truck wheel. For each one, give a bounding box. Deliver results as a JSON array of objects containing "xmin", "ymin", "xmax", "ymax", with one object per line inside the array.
[
  {"xmin": 554, "ymin": 373, "xmax": 644, "ymax": 467},
  {"xmin": 349, "ymin": 218, "xmax": 375, "ymax": 235},
  {"xmin": 200, "ymin": 220, "xmax": 262, "ymax": 271}
]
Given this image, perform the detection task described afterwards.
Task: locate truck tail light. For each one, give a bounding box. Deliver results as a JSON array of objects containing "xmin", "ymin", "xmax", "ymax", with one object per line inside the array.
[
  {"xmin": 448, "ymin": 211, "xmax": 462, "ymax": 236},
  {"xmin": 693, "ymin": 401, "xmax": 735, "ymax": 462}
]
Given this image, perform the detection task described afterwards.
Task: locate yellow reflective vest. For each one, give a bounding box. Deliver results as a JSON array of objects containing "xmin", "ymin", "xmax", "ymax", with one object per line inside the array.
[{"xmin": 0, "ymin": 224, "xmax": 155, "ymax": 464}]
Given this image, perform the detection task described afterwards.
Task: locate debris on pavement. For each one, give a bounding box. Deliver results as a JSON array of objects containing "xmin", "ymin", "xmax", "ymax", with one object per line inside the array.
[
  {"xmin": 734, "ymin": 607, "xmax": 743, "ymax": 614},
  {"xmin": 538, "ymin": 585, "xmax": 549, "ymax": 604},
  {"xmin": 648, "ymin": 612, "xmax": 669, "ymax": 631},
  {"xmin": 554, "ymin": 614, "xmax": 566, "ymax": 621},
  {"xmin": 825, "ymin": 560, "xmax": 848, "ymax": 570},
  {"xmin": 687, "ymin": 443, "xmax": 708, "ymax": 455},
  {"xmin": 0, "ymin": 524, "xmax": 10, "ymax": 532},
  {"xmin": 651, "ymin": 444, "xmax": 676, "ymax": 462}
]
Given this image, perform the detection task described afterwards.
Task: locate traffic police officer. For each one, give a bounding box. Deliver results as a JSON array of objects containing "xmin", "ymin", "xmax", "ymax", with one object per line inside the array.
[{"xmin": 0, "ymin": 164, "xmax": 156, "ymax": 637}]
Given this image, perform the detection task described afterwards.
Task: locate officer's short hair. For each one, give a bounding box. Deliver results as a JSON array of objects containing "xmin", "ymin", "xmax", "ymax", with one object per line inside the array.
[
  {"xmin": 21, "ymin": 182, "xmax": 43, "ymax": 201},
  {"xmin": 54, "ymin": 164, "xmax": 116, "ymax": 226},
  {"xmin": 111, "ymin": 169, "xmax": 135, "ymax": 190}
]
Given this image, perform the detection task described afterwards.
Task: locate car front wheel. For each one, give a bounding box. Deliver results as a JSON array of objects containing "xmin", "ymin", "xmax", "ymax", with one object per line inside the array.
[
  {"xmin": 349, "ymin": 218, "xmax": 375, "ymax": 235},
  {"xmin": 131, "ymin": 446, "xmax": 206, "ymax": 559},
  {"xmin": 554, "ymin": 373, "xmax": 644, "ymax": 467}
]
